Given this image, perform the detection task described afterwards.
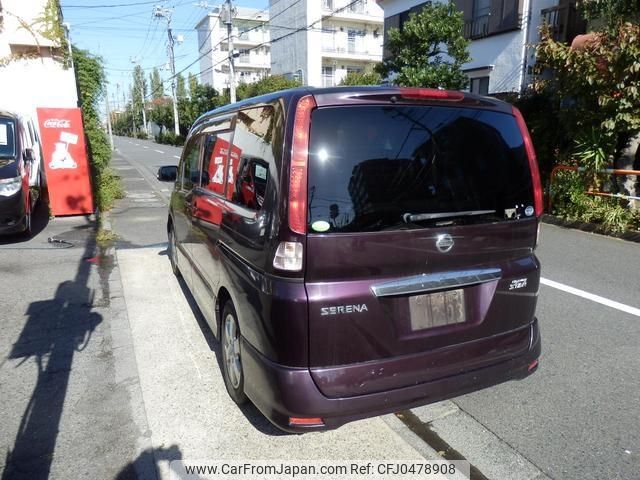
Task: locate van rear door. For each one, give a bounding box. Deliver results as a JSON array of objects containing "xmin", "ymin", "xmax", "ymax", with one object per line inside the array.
[{"xmin": 303, "ymin": 103, "xmax": 540, "ymax": 397}]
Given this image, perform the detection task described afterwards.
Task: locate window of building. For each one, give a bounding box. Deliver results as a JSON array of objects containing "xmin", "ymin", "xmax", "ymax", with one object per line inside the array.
[
  {"xmin": 322, "ymin": 0, "xmax": 333, "ymax": 10},
  {"xmin": 322, "ymin": 66, "xmax": 335, "ymax": 87},
  {"xmin": 469, "ymin": 76, "xmax": 490, "ymax": 95}
]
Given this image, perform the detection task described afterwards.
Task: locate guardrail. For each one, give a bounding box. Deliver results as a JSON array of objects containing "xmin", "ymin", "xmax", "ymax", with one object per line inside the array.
[{"xmin": 548, "ymin": 165, "xmax": 640, "ymax": 211}]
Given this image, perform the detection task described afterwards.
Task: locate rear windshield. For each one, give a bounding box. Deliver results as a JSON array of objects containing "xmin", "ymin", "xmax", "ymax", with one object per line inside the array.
[
  {"xmin": 0, "ymin": 117, "xmax": 16, "ymax": 159},
  {"xmin": 307, "ymin": 105, "xmax": 534, "ymax": 233}
]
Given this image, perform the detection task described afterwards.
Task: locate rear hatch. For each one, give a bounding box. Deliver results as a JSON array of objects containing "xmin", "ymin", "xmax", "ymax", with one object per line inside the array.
[{"xmin": 304, "ymin": 99, "xmax": 541, "ymax": 397}]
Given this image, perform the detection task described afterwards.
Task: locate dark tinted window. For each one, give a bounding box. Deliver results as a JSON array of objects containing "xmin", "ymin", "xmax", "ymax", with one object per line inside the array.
[
  {"xmin": 180, "ymin": 137, "xmax": 201, "ymax": 190},
  {"xmin": 0, "ymin": 117, "xmax": 16, "ymax": 158},
  {"xmin": 307, "ymin": 105, "xmax": 533, "ymax": 233},
  {"xmin": 229, "ymin": 106, "xmax": 274, "ymax": 211}
]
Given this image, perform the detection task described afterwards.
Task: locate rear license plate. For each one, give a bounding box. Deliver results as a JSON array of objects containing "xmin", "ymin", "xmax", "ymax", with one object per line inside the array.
[{"xmin": 409, "ymin": 289, "xmax": 466, "ymax": 331}]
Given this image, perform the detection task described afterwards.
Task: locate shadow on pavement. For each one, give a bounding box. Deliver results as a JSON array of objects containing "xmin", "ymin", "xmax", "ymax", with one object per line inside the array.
[
  {"xmin": 173, "ymin": 274, "xmax": 288, "ymax": 438},
  {"xmin": 0, "ymin": 201, "xmax": 50, "ymax": 245},
  {"xmin": 2, "ymin": 220, "xmax": 102, "ymax": 479}
]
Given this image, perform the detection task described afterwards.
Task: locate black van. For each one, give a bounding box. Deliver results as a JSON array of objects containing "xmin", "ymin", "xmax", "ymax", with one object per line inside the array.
[
  {"xmin": 159, "ymin": 86, "xmax": 543, "ymax": 432},
  {"xmin": 0, "ymin": 111, "xmax": 41, "ymax": 235}
]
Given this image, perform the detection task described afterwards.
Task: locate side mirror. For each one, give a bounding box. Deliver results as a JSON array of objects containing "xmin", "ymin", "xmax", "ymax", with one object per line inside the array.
[
  {"xmin": 157, "ymin": 165, "xmax": 178, "ymax": 182},
  {"xmin": 24, "ymin": 148, "xmax": 34, "ymax": 162}
]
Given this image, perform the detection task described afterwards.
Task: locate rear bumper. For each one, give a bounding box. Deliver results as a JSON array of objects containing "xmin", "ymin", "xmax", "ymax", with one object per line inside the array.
[{"xmin": 242, "ymin": 319, "xmax": 541, "ymax": 433}]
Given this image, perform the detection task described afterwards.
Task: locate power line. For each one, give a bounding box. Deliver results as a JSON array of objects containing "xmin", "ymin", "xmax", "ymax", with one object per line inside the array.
[{"xmin": 64, "ymin": 1, "xmax": 163, "ymax": 9}]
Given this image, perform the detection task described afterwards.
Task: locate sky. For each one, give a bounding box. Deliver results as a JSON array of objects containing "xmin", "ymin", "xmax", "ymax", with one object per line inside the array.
[{"xmin": 60, "ymin": 0, "xmax": 267, "ymax": 111}]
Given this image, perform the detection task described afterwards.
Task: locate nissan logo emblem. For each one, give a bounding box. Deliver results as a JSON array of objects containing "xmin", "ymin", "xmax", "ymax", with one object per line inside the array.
[{"xmin": 435, "ymin": 234, "xmax": 454, "ymax": 253}]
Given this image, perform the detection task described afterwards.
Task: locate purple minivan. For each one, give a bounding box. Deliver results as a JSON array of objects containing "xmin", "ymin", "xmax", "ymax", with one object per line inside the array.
[{"xmin": 159, "ymin": 86, "xmax": 543, "ymax": 432}]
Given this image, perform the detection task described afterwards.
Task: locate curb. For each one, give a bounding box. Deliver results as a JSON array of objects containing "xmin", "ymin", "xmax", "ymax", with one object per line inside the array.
[{"xmin": 541, "ymin": 214, "xmax": 640, "ymax": 243}]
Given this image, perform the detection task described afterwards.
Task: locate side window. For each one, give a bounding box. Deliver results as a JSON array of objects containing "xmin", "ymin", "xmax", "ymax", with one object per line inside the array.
[
  {"xmin": 180, "ymin": 136, "xmax": 202, "ymax": 191},
  {"xmin": 201, "ymin": 126, "xmax": 234, "ymax": 196},
  {"xmin": 229, "ymin": 106, "xmax": 275, "ymax": 211}
]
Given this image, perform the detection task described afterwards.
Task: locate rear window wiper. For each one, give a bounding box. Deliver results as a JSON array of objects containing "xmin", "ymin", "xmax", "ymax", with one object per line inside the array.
[{"xmin": 403, "ymin": 210, "xmax": 496, "ymax": 223}]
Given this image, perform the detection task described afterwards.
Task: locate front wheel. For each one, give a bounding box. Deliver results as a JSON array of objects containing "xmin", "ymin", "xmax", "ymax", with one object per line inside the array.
[{"xmin": 221, "ymin": 302, "xmax": 247, "ymax": 405}]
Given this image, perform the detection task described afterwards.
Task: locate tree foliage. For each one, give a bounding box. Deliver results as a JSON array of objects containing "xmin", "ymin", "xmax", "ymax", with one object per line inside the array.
[
  {"xmin": 236, "ymin": 75, "xmax": 300, "ymax": 100},
  {"xmin": 376, "ymin": 2, "xmax": 470, "ymax": 89},
  {"xmin": 72, "ymin": 46, "xmax": 122, "ymax": 210},
  {"xmin": 535, "ymin": 0, "xmax": 640, "ymax": 218},
  {"xmin": 339, "ymin": 70, "xmax": 382, "ymax": 86},
  {"xmin": 149, "ymin": 68, "xmax": 163, "ymax": 100}
]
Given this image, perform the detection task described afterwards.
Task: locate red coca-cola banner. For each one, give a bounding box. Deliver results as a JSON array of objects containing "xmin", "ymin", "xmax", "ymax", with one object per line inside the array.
[{"xmin": 36, "ymin": 108, "xmax": 94, "ymax": 216}]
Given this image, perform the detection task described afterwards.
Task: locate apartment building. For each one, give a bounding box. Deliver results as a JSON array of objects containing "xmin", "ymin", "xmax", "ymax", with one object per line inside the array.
[
  {"xmin": 269, "ymin": 0, "xmax": 384, "ymax": 87},
  {"xmin": 378, "ymin": 0, "xmax": 586, "ymax": 94},
  {"xmin": 196, "ymin": 6, "xmax": 271, "ymax": 92},
  {"xmin": 0, "ymin": 0, "xmax": 78, "ymax": 115}
]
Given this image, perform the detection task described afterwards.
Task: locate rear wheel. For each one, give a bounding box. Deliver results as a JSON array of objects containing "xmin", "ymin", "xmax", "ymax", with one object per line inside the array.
[
  {"xmin": 168, "ymin": 226, "xmax": 181, "ymax": 277},
  {"xmin": 221, "ymin": 302, "xmax": 247, "ymax": 405}
]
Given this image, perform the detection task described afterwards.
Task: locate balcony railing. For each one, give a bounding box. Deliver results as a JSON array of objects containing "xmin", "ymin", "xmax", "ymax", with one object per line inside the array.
[
  {"xmin": 464, "ymin": 14, "xmax": 490, "ymax": 39},
  {"xmin": 321, "ymin": 45, "xmax": 380, "ymax": 57},
  {"xmin": 463, "ymin": 13, "xmax": 523, "ymax": 40},
  {"xmin": 541, "ymin": 3, "xmax": 586, "ymax": 44}
]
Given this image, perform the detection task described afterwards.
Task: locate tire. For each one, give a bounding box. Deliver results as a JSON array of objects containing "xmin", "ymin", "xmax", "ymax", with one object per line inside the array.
[
  {"xmin": 168, "ymin": 226, "xmax": 181, "ymax": 277},
  {"xmin": 221, "ymin": 302, "xmax": 247, "ymax": 405},
  {"xmin": 22, "ymin": 200, "xmax": 32, "ymax": 237}
]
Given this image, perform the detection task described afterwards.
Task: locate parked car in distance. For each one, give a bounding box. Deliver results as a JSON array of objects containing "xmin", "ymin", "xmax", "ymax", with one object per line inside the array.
[
  {"xmin": 158, "ymin": 86, "xmax": 543, "ymax": 432},
  {"xmin": 0, "ymin": 110, "xmax": 42, "ymax": 236}
]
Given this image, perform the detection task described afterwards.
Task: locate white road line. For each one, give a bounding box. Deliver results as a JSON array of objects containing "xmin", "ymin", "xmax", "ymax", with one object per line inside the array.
[
  {"xmin": 173, "ymin": 155, "xmax": 180, "ymax": 159},
  {"xmin": 154, "ymin": 149, "xmax": 164, "ymax": 154},
  {"xmin": 143, "ymin": 146, "xmax": 149, "ymax": 149},
  {"xmin": 541, "ymin": 277, "xmax": 640, "ymax": 317},
  {"xmin": 134, "ymin": 143, "xmax": 140, "ymax": 146}
]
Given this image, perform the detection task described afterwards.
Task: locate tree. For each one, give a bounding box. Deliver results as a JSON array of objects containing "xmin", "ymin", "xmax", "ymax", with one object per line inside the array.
[
  {"xmin": 72, "ymin": 46, "xmax": 122, "ymax": 210},
  {"xmin": 536, "ymin": 4, "xmax": 640, "ymax": 204},
  {"xmin": 236, "ymin": 75, "xmax": 300, "ymax": 101},
  {"xmin": 188, "ymin": 72, "xmax": 198, "ymax": 97},
  {"xmin": 149, "ymin": 67, "xmax": 163, "ymax": 100},
  {"xmin": 131, "ymin": 65, "xmax": 147, "ymax": 129},
  {"xmin": 376, "ymin": 2, "xmax": 470, "ymax": 89},
  {"xmin": 339, "ymin": 70, "xmax": 382, "ymax": 86}
]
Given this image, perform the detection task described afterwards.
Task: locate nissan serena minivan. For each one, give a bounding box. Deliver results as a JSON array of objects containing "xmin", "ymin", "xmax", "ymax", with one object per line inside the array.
[{"xmin": 159, "ymin": 86, "xmax": 542, "ymax": 432}]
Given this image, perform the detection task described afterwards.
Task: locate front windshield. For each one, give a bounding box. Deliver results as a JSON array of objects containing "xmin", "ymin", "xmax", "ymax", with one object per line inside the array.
[{"xmin": 0, "ymin": 117, "xmax": 17, "ymax": 159}]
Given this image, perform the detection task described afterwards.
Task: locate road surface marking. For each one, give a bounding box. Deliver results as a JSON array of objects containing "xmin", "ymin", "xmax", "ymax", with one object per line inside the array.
[
  {"xmin": 541, "ymin": 277, "xmax": 640, "ymax": 317},
  {"xmin": 173, "ymin": 155, "xmax": 180, "ymax": 159},
  {"xmin": 143, "ymin": 146, "xmax": 149, "ymax": 149},
  {"xmin": 135, "ymin": 143, "xmax": 140, "ymax": 146},
  {"xmin": 154, "ymin": 149, "xmax": 164, "ymax": 154}
]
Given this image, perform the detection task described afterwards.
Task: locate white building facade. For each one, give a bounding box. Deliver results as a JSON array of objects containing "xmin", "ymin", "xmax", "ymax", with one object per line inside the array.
[
  {"xmin": 0, "ymin": 0, "xmax": 78, "ymax": 116},
  {"xmin": 196, "ymin": 6, "xmax": 271, "ymax": 92},
  {"xmin": 378, "ymin": 0, "xmax": 585, "ymax": 95},
  {"xmin": 269, "ymin": 0, "xmax": 384, "ymax": 87}
]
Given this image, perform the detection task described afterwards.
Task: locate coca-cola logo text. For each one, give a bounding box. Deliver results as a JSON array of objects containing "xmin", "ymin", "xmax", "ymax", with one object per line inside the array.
[{"xmin": 44, "ymin": 119, "xmax": 71, "ymax": 128}]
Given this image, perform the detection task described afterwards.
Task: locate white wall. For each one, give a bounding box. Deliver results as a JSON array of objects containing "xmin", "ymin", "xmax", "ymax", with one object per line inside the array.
[
  {"xmin": 0, "ymin": 0, "xmax": 78, "ymax": 118},
  {"xmin": 269, "ymin": 0, "xmax": 310, "ymax": 81}
]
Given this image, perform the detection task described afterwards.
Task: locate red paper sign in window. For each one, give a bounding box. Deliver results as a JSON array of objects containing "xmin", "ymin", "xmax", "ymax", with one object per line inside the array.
[{"xmin": 36, "ymin": 108, "xmax": 94, "ymax": 216}]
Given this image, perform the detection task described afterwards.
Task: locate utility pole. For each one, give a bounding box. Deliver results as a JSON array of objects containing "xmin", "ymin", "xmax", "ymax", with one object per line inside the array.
[
  {"xmin": 104, "ymin": 83, "xmax": 115, "ymax": 151},
  {"xmin": 221, "ymin": 0, "xmax": 237, "ymax": 104},
  {"xmin": 154, "ymin": 5, "xmax": 181, "ymax": 136},
  {"xmin": 131, "ymin": 57, "xmax": 148, "ymax": 137}
]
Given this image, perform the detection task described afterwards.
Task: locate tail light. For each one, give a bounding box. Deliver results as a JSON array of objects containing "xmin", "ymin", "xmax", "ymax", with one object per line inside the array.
[
  {"xmin": 513, "ymin": 106, "xmax": 543, "ymax": 217},
  {"xmin": 398, "ymin": 88, "xmax": 464, "ymax": 101},
  {"xmin": 288, "ymin": 94, "xmax": 316, "ymax": 235}
]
